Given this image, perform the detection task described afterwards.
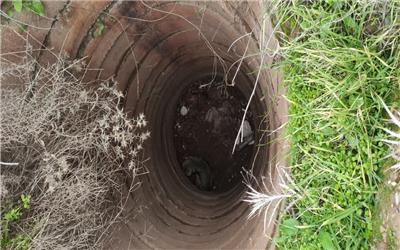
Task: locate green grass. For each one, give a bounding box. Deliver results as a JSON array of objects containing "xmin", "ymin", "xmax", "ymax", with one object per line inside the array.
[
  {"xmin": 1, "ymin": 194, "xmax": 32, "ymax": 250},
  {"xmin": 272, "ymin": 1, "xmax": 400, "ymax": 249}
]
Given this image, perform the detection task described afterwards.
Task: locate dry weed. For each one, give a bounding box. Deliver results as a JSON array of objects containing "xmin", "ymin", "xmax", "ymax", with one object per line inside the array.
[
  {"xmin": 381, "ymin": 98, "xmax": 400, "ymax": 170},
  {"xmin": 0, "ymin": 52, "xmax": 148, "ymax": 249}
]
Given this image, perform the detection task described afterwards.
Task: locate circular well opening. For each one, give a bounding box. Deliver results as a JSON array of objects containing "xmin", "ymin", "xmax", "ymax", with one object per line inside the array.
[
  {"xmin": 173, "ymin": 76, "xmax": 255, "ymax": 193},
  {"xmin": 2, "ymin": 0, "xmax": 288, "ymax": 248}
]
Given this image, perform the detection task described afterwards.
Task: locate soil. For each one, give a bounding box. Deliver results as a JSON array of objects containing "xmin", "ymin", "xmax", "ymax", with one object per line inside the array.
[
  {"xmin": 374, "ymin": 170, "xmax": 400, "ymax": 250},
  {"xmin": 173, "ymin": 78, "xmax": 254, "ymax": 193}
]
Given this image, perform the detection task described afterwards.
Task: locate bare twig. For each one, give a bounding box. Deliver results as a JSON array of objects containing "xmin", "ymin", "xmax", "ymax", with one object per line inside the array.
[{"xmin": 0, "ymin": 161, "xmax": 19, "ymax": 166}]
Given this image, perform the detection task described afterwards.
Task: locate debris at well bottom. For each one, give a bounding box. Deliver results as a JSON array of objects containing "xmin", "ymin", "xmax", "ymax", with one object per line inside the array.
[{"xmin": 174, "ymin": 80, "xmax": 254, "ymax": 192}]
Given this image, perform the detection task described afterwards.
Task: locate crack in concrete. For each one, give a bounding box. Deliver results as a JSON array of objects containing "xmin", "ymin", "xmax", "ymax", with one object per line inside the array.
[
  {"xmin": 26, "ymin": 0, "xmax": 71, "ymax": 101},
  {"xmin": 76, "ymin": 0, "xmax": 117, "ymax": 59}
]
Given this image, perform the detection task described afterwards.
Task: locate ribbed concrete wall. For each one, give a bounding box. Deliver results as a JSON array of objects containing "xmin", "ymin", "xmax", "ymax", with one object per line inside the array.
[{"xmin": 1, "ymin": 1, "xmax": 288, "ymax": 249}]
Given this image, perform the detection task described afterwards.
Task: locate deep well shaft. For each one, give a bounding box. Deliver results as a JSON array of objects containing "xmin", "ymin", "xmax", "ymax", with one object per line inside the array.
[{"xmin": 1, "ymin": 1, "xmax": 288, "ymax": 249}]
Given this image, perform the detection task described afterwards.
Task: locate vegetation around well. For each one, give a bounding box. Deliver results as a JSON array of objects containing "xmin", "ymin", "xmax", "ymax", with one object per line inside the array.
[
  {"xmin": 271, "ymin": 1, "xmax": 400, "ymax": 249},
  {"xmin": 1, "ymin": 0, "xmax": 399, "ymax": 249}
]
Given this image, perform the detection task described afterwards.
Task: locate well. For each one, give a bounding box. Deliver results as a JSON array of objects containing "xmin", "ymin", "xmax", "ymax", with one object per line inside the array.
[{"xmin": 1, "ymin": 1, "xmax": 288, "ymax": 249}]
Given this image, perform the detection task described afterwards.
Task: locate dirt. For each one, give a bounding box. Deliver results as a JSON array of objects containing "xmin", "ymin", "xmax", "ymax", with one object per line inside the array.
[
  {"xmin": 173, "ymin": 78, "xmax": 254, "ymax": 193},
  {"xmin": 374, "ymin": 170, "xmax": 400, "ymax": 250}
]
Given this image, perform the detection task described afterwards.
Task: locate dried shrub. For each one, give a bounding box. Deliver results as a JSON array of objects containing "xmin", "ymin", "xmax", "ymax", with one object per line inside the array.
[{"xmin": 0, "ymin": 54, "xmax": 149, "ymax": 249}]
